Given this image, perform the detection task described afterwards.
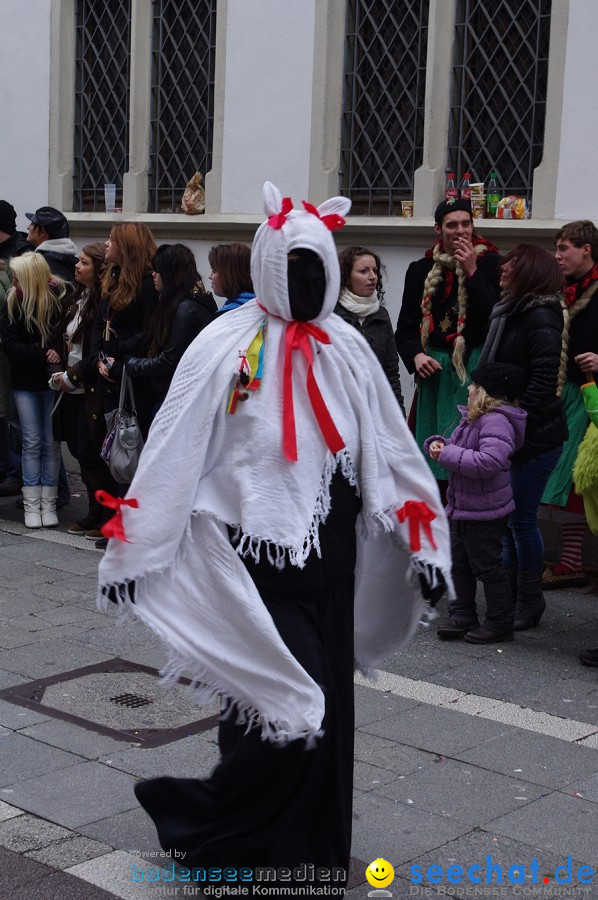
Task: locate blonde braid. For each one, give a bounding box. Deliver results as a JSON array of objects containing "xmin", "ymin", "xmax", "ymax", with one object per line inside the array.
[
  {"xmin": 421, "ymin": 243, "xmax": 487, "ymax": 383},
  {"xmin": 420, "ymin": 260, "xmax": 444, "ymax": 353},
  {"xmin": 557, "ymin": 281, "xmax": 598, "ymax": 395}
]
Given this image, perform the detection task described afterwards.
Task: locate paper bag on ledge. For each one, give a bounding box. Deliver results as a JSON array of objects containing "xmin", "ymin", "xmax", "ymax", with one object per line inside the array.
[{"xmin": 182, "ymin": 172, "xmax": 205, "ymax": 215}]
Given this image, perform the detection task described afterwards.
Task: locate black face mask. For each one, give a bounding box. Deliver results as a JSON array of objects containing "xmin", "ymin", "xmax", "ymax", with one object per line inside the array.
[{"xmin": 287, "ymin": 248, "xmax": 326, "ymax": 321}]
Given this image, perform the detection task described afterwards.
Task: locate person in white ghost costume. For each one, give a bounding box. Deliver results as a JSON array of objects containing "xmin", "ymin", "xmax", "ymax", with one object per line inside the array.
[{"xmin": 97, "ymin": 182, "xmax": 451, "ymax": 888}]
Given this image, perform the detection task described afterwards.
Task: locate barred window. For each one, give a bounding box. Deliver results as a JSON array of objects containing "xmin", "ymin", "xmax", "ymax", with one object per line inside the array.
[
  {"xmin": 340, "ymin": 0, "xmax": 430, "ymax": 215},
  {"xmin": 448, "ymin": 0, "xmax": 551, "ymax": 202},
  {"xmin": 73, "ymin": 0, "xmax": 131, "ymax": 212},
  {"xmin": 149, "ymin": 0, "xmax": 217, "ymax": 213}
]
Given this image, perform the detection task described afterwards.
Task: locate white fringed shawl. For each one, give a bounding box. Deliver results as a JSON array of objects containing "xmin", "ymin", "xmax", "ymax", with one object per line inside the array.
[{"xmin": 98, "ymin": 183, "xmax": 452, "ymax": 742}]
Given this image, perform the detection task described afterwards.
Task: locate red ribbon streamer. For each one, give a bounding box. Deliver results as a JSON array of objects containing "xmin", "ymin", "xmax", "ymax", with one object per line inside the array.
[
  {"xmin": 396, "ymin": 501, "xmax": 438, "ymax": 552},
  {"xmin": 96, "ymin": 490, "xmax": 139, "ymax": 543},
  {"xmin": 283, "ymin": 320, "xmax": 345, "ymax": 462},
  {"xmin": 267, "ymin": 197, "xmax": 293, "ymax": 229},
  {"xmin": 302, "ymin": 201, "xmax": 345, "ymax": 232},
  {"xmin": 422, "ymin": 309, "xmax": 435, "ymax": 334}
]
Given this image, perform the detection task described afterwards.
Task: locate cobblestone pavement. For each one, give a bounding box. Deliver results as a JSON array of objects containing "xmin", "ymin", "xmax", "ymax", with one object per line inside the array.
[{"xmin": 1, "ymin": 465, "xmax": 598, "ymax": 900}]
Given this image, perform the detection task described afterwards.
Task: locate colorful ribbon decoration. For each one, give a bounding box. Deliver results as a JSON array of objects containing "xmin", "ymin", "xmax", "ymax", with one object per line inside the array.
[
  {"xmin": 396, "ymin": 501, "xmax": 438, "ymax": 553},
  {"xmin": 283, "ymin": 320, "xmax": 345, "ymax": 462},
  {"xmin": 267, "ymin": 197, "xmax": 293, "ymax": 229},
  {"xmin": 96, "ymin": 490, "xmax": 139, "ymax": 542},
  {"xmin": 302, "ymin": 201, "xmax": 345, "ymax": 232}
]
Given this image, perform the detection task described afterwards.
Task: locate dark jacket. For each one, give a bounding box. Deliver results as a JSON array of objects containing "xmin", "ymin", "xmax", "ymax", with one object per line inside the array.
[
  {"xmin": 0, "ymin": 232, "xmax": 29, "ymax": 262},
  {"xmin": 0, "ymin": 288, "xmax": 67, "ymax": 391},
  {"xmin": 91, "ymin": 270, "xmax": 160, "ymax": 372},
  {"xmin": 489, "ymin": 294, "xmax": 567, "ymax": 459},
  {"xmin": 90, "ymin": 270, "xmax": 160, "ymax": 435},
  {"xmin": 395, "ymin": 251, "xmax": 501, "ymax": 373},
  {"xmin": 125, "ymin": 291, "xmax": 217, "ymax": 402},
  {"xmin": 424, "ymin": 403, "xmax": 527, "ymax": 520},
  {"xmin": 334, "ymin": 301, "xmax": 404, "ymax": 411},
  {"xmin": 564, "ymin": 290, "xmax": 598, "ymax": 385}
]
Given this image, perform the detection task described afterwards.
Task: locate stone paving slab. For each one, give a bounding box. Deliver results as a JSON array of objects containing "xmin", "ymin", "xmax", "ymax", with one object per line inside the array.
[
  {"xmin": 0, "ymin": 542, "xmax": 99, "ymax": 576},
  {"xmin": 0, "ymin": 641, "xmax": 113, "ymax": 679},
  {"xmin": 66, "ymin": 850, "xmax": 177, "ymax": 900},
  {"xmin": 354, "ymin": 682, "xmax": 420, "ymax": 727},
  {"xmin": 486, "ymin": 791, "xmax": 598, "ymax": 867},
  {"xmin": 351, "ymin": 789, "xmax": 471, "ymax": 869},
  {"xmin": 0, "ymin": 731, "xmax": 83, "ymax": 787},
  {"xmin": 359, "ymin": 703, "xmax": 518, "ymax": 757},
  {"xmin": 1, "ymin": 761, "xmax": 138, "ymax": 829},
  {"xmin": 78, "ymin": 806, "xmax": 161, "ymax": 855},
  {"xmin": 0, "ymin": 799, "xmax": 24, "ymax": 822},
  {"xmin": 456, "ymin": 727, "xmax": 598, "ymax": 789},
  {"xmin": 564, "ymin": 770, "xmax": 598, "ymax": 803},
  {"xmin": 393, "ymin": 828, "xmax": 592, "ymax": 892},
  {"xmin": 19, "ymin": 718, "xmax": 137, "ymax": 759},
  {"xmin": 99, "ymin": 730, "xmax": 220, "ymax": 780},
  {"xmin": 0, "ymin": 697, "xmax": 51, "ymax": 729},
  {"xmin": 354, "ymin": 730, "xmax": 443, "ymax": 777},
  {"xmin": 26, "ymin": 833, "xmax": 113, "ymax": 869},
  {"xmin": 0, "ymin": 812, "xmax": 73, "ymax": 851},
  {"xmin": 431, "ymin": 657, "xmax": 598, "ymax": 723},
  {"xmin": 0, "ymin": 668, "xmax": 27, "ymax": 690},
  {"xmin": 373, "ymin": 757, "xmax": 547, "ymax": 826},
  {"xmin": 29, "ymin": 575, "xmax": 99, "ymax": 603}
]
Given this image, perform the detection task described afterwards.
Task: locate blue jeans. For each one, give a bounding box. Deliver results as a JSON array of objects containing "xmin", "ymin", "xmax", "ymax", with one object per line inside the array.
[
  {"xmin": 504, "ymin": 447, "xmax": 562, "ymax": 573},
  {"xmin": 12, "ymin": 390, "xmax": 61, "ymax": 487}
]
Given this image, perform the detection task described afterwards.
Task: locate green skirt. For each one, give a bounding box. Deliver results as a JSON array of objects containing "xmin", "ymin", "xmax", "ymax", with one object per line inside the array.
[
  {"xmin": 541, "ymin": 379, "xmax": 588, "ymax": 507},
  {"xmin": 415, "ymin": 345, "xmax": 482, "ymax": 480}
]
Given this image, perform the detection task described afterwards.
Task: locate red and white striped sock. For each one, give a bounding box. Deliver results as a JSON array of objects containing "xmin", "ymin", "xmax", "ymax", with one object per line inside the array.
[{"xmin": 555, "ymin": 520, "xmax": 586, "ymax": 574}]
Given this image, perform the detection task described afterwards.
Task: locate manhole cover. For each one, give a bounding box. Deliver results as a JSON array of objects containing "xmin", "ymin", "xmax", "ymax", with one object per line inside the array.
[{"xmin": 0, "ymin": 658, "xmax": 219, "ymax": 747}]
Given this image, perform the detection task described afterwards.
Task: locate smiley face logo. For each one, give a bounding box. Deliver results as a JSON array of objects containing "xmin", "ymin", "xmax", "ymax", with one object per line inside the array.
[{"xmin": 365, "ymin": 858, "xmax": 395, "ymax": 889}]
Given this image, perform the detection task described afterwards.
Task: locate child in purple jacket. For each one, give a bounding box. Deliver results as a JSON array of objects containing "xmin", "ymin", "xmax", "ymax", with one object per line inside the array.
[{"xmin": 425, "ymin": 363, "xmax": 527, "ymax": 643}]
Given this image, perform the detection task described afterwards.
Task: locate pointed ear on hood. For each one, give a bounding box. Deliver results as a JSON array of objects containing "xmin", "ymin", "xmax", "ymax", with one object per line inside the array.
[
  {"xmin": 317, "ymin": 196, "xmax": 352, "ymax": 220},
  {"xmin": 263, "ymin": 181, "xmax": 283, "ymax": 218}
]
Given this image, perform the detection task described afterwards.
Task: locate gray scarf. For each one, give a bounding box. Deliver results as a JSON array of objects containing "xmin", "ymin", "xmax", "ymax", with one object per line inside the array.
[{"xmin": 479, "ymin": 295, "xmax": 515, "ymax": 365}]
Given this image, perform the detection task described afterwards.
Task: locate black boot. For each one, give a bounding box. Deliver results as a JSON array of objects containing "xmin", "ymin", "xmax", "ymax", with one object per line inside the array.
[{"xmin": 513, "ymin": 570, "xmax": 546, "ymax": 631}]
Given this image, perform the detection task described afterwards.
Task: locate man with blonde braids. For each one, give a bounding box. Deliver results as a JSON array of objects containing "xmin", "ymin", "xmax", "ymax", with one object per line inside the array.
[{"xmin": 395, "ymin": 198, "xmax": 501, "ymax": 490}]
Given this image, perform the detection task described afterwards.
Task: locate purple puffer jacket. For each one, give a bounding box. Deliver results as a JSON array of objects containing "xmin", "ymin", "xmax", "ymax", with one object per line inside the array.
[{"xmin": 424, "ymin": 404, "xmax": 527, "ymax": 520}]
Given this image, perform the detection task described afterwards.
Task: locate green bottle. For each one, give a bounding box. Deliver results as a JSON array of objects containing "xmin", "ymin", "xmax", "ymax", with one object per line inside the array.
[{"xmin": 486, "ymin": 172, "xmax": 500, "ymax": 218}]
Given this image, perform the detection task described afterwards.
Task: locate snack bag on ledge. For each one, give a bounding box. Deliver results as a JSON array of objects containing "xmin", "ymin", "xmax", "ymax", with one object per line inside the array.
[{"xmin": 496, "ymin": 196, "xmax": 529, "ymax": 219}]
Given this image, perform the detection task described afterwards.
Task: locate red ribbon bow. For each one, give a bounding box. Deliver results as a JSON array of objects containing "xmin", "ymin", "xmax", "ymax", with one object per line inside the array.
[
  {"xmin": 267, "ymin": 197, "xmax": 293, "ymax": 229},
  {"xmin": 396, "ymin": 501, "xmax": 438, "ymax": 553},
  {"xmin": 302, "ymin": 201, "xmax": 345, "ymax": 232},
  {"xmin": 283, "ymin": 320, "xmax": 345, "ymax": 462},
  {"xmin": 96, "ymin": 490, "xmax": 139, "ymax": 542}
]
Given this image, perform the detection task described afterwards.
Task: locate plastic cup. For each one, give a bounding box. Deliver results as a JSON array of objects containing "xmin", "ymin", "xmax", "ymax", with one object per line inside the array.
[
  {"xmin": 401, "ymin": 200, "xmax": 414, "ymax": 218},
  {"xmin": 104, "ymin": 184, "xmax": 116, "ymax": 213}
]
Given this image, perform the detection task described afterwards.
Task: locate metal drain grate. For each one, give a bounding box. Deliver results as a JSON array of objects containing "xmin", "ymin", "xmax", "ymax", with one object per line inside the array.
[
  {"xmin": 0, "ymin": 658, "xmax": 220, "ymax": 747},
  {"xmin": 109, "ymin": 692, "xmax": 154, "ymax": 709}
]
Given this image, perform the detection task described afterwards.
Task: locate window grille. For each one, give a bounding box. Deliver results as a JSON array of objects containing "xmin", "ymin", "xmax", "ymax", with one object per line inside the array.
[
  {"xmin": 73, "ymin": 0, "xmax": 131, "ymax": 212},
  {"xmin": 149, "ymin": 0, "xmax": 217, "ymax": 213},
  {"xmin": 340, "ymin": 0, "xmax": 429, "ymax": 215},
  {"xmin": 448, "ymin": 0, "xmax": 551, "ymax": 203}
]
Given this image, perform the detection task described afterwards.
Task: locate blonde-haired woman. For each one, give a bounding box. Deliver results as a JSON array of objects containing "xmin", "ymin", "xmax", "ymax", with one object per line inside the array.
[{"xmin": 0, "ymin": 252, "xmax": 69, "ymax": 527}]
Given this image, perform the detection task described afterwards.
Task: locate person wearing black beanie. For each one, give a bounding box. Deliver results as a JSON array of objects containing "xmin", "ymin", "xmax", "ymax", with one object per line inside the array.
[
  {"xmin": 0, "ymin": 201, "xmax": 28, "ymax": 263},
  {"xmin": 395, "ymin": 197, "xmax": 501, "ymax": 501}
]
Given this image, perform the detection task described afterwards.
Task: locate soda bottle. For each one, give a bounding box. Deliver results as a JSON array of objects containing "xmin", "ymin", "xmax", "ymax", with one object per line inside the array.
[
  {"xmin": 460, "ymin": 172, "xmax": 472, "ymax": 201},
  {"xmin": 486, "ymin": 171, "xmax": 500, "ymax": 218},
  {"xmin": 445, "ymin": 172, "xmax": 458, "ymax": 201}
]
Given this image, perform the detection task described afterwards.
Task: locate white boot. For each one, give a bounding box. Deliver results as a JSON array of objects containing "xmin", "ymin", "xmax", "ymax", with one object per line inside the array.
[
  {"xmin": 22, "ymin": 486, "xmax": 42, "ymax": 529},
  {"xmin": 40, "ymin": 485, "xmax": 59, "ymax": 528}
]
